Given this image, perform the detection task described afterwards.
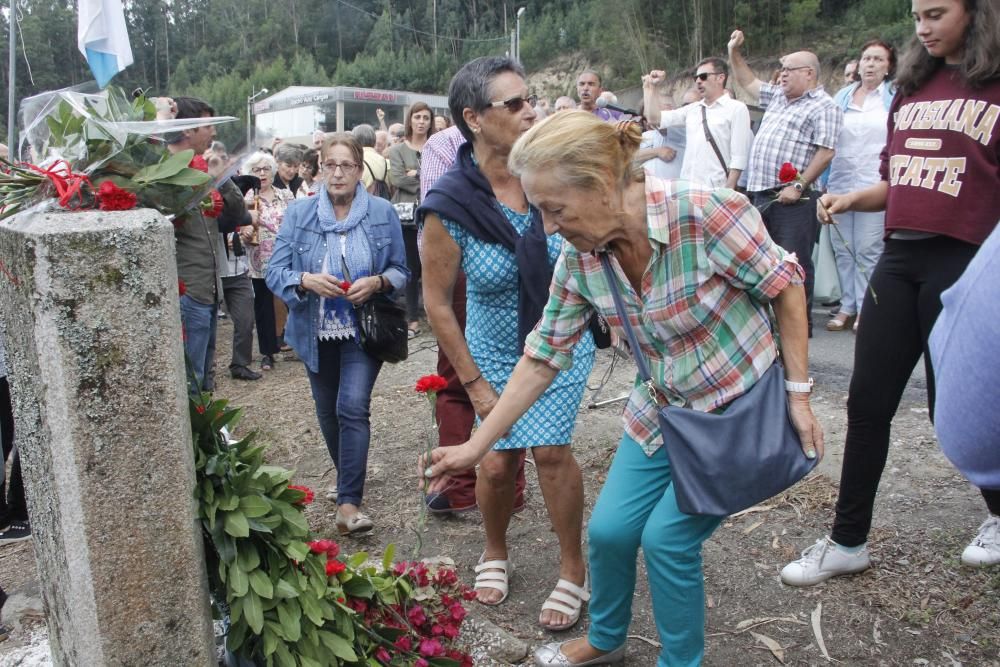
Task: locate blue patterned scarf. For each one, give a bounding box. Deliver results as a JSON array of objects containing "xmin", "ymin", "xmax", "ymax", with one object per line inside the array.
[{"xmin": 317, "ymin": 184, "xmax": 373, "ymax": 339}]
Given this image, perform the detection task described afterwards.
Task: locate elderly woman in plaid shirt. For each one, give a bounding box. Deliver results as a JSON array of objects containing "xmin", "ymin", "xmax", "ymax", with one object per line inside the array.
[{"xmin": 422, "ymin": 111, "xmax": 823, "ymax": 667}]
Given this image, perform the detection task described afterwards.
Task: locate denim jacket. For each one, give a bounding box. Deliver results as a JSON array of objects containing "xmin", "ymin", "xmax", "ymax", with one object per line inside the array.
[{"xmin": 265, "ymin": 192, "xmax": 409, "ymax": 373}]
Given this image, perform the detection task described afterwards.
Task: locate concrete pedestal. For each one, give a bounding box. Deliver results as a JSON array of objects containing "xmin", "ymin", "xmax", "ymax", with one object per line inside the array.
[{"xmin": 0, "ymin": 208, "xmax": 215, "ymax": 666}]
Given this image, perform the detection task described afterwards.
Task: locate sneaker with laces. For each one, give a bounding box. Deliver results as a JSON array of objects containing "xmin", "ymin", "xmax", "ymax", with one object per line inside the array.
[
  {"xmin": 780, "ymin": 537, "xmax": 870, "ymax": 586},
  {"xmin": 961, "ymin": 515, "xmax": 1000, "ymax": 567},
  {"xmin": 0, "ymin": 521, "xmax": 32, "ymax": 543}
]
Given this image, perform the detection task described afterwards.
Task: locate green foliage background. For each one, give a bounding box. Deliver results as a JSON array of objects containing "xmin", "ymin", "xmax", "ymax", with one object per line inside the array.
[{"xmin": 2, "ymin": 0, "xmax": 911, "ymax": 149}]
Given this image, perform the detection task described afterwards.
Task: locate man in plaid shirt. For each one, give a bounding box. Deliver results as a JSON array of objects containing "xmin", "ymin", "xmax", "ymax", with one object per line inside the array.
[{"xmin": 729, "ymin": 29, "xmax": 843, "ymax": 334}]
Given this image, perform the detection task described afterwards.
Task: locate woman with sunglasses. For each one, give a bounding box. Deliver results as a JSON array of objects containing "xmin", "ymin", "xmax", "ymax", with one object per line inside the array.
[
  {"xmin": 783, "ymin": 0, "xmax": 1000, "ymax": 585},
  {"xmin": 420, "ymin": 56, "xmax": 596, "ymax": 632},
  {"xmin": 388, "ymin": 101, "xmax": 436, "ymax": 338},
  {"xmin": 266, "ymin": 133, "xmax": 408, "ymax": 535},
  {"xmin": 239, "ymin": 151, "xmax": 295, "ymax": 371}
]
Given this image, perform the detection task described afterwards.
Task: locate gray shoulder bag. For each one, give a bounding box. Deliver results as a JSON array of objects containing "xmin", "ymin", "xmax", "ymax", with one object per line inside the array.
[{"xmin": 598, "ymin": 252, "xmax": 816, "ymax": 516}]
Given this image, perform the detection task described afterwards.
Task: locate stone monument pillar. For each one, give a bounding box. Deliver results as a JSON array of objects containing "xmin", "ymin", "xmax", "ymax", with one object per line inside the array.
[{"xmin": 0, "ymin": 208, "xmax": 215, "ymax": 665}]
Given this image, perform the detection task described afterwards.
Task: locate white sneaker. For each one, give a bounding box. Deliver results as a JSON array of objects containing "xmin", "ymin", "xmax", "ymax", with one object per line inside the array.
[
  {"xmin": 961, "ymin": 515, "xmax": 1000, "ymax": 567},
  {"xmin": 780, "ymin": 537, "xmax": 871, "ymax": 586}
]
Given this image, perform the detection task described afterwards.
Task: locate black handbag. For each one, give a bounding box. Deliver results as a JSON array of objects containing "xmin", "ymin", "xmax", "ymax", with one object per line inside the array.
[
  {"xmin": 599, "ymin": 252, "xmax": 816, "ymax": 516},
  {"xmin": 342, "ymin": 258, "xmax": 408, "ymax": 364}
]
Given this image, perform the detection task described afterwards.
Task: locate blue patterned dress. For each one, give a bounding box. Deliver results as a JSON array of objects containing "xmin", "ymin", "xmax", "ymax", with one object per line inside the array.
[{"xmin": 443, "ymin": 204, "xmax": 595, "ymax": 449}]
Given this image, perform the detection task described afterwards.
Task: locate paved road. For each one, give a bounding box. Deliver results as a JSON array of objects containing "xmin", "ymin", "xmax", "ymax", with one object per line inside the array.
[{"xmin": 808, "ymin": 306, "xmax": 928, "ymax": 404}]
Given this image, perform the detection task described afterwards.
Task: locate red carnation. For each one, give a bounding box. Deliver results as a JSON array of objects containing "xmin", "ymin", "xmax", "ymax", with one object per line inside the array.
[
  {"xmin": 96, "ymin": 181, "xmax": 138, "ymax": 211},
  {"xmin": 340, "ymin": 280, "xmax": 352, "ymax": 291},
  {"xmin": 307, "ymin": 539, "xmax": 340, "ymax": 557},
  {"xmin": 202, "ymin": 189, "xmax": 223, "ymax": 218},
  {"xmin": 778, "ymin": 162, "xmax": 799, "ymax": 184},
  {"xmin": 415, "ymin": 374, "xmax": 448, "ymax": 394},
  {"xmin": 189, "ymin": 155, "xmax": 209, "ymax": 173},
  {"xmin": 288, "ymin": 484, "xmax": 314, "ymax": 505},
  {"xmin": 325, "ymin": 558, "xmax": 346, "ymax": 576},
  {"xmin": 178, "ymin": 279, "xmax": 187, "ymax": 296}
]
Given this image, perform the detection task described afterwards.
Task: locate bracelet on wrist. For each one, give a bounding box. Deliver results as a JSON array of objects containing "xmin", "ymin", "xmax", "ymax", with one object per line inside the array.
[
  {"xmin": 784, "ymin": 378, "xmax": 814, "ymax": 393},
  {"xmin": 462, "ymin": 374, "xmax": 482, "ymax": 389}
]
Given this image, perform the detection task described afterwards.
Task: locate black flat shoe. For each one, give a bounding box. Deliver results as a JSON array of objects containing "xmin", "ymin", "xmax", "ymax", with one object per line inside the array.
[{"xmin": 231, "ymin": 366, "xmax": 263, "ymax": 381}]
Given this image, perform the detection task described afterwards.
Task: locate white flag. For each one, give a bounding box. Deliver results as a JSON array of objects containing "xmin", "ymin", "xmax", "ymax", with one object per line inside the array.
[{"xmin": 77, "ymin": 0, "xmax": 134, "ymax": 88}]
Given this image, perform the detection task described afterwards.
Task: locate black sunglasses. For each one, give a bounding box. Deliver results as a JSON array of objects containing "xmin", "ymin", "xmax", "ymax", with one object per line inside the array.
[
  {"xmin": 486, "ymin": 94, "xmax": 538, "ymax": 113},
  {"xmin": 694, "ymin": 72, "xmax": 720, "ymax": 81}
]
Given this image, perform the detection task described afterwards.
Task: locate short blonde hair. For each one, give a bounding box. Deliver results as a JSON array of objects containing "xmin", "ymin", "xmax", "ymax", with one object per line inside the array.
[{"xmin": 508, "ymin": 111, "xmax": 643, "ymax": 193}]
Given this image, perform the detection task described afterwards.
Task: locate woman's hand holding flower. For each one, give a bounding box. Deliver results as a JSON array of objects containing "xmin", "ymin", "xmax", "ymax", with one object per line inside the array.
[
  {"xmin": 300, "ymin": 272, "xmax": 348, "ymax": 298},
  {"xmin": 419, "ymin": 444, "xmax": 482, "ymax": 495},
  {"xmin": 343, "ymin": 276, "xmax": 382, "ymax": 305},
  {"xmin": 817, "ymin": 192, "xmax": 853, "ymax": 225}
]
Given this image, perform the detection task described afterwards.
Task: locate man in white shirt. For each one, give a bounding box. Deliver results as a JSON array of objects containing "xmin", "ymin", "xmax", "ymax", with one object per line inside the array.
[
  {"xmin": 636, "ymin": 88, "xmax": 700, "ymax": 180},
  {"xmin": 642, "ymin": 58, "xmax": 752, "ymax": 189}
]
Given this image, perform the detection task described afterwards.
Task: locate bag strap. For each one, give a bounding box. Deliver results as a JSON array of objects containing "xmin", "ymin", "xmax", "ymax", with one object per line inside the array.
[
  {"xmin": 598, "ymin": 252, "xmax": 681, "ymax": 405},
  {"xmin": 700, "ymin": 104, "xmax": 728, "ymax": 175}
]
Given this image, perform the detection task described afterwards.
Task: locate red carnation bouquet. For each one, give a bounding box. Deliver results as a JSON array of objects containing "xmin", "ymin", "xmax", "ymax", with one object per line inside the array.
[{"xmin": 413, "ymin": 374, "xmax": 449, "ymax": 555}]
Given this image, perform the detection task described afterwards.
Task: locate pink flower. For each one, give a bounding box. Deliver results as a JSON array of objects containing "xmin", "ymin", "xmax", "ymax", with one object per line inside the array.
[
  {"xmin": 419, "ymin": 638, "xmax": 444, "ymax": 657},
  {"xmin": 375, "ymin": 647, "xmax": 391, "ymax": 663},
  {"xmin": 406, "ymin": 605, "xmax": 427, "ymax": 627}
]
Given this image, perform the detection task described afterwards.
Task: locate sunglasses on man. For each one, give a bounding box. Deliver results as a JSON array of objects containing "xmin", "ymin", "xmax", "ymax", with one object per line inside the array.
[
  {"xmin": 486, "ymin": 94, "xmax": 538, "ymax": 113},
  {"xmin": 694, "ymin": 72, "xmax": 721, "ymax": 81}
]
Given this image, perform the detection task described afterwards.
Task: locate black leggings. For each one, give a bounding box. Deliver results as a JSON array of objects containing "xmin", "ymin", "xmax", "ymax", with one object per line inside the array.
[
  {"xmin": 831, "ymin": 236, "xmax": 1000, "ymax": 547},
  {"xmin": 251, "ymin": 278, "xmax": 280, "ymax": 356}
]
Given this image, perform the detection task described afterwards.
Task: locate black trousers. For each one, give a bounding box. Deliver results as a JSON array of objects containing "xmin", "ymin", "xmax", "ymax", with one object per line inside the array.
[
  {"xmin": 0, "ymin": 377, "xmax": 27, "ymax": 523},
  {"xmin": 402, "ymin": 226, "xmax": 423, "ymax": 323},
  {"xmin": 251, "ymin": 277, "xmax": 280, "ymax": 357},
  {"xmin": 752, "ymin": 190, "xmax": 820, "ymax": 330},
  {"xmin": 830, "ymin": 237, "xmax": 1000, "ymax": 546}
]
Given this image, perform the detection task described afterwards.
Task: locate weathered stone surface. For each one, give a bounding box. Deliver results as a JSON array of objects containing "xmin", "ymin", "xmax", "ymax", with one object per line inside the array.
[
  {"xmin": 0, "ymin": 208, "xmax": 214, "ymax": 666},
  {"xmin": 465, "ymin": 610, "xmax": 531, "ymax": 664}
]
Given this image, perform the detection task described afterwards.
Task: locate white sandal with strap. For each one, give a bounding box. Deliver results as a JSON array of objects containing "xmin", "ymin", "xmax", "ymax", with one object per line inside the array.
[
  {"xmin": 474, "ymin": 554, "xmax": 513, "ymax": 606},
  {"xmin": 540, "ymin": 577, "xmax": 590, "ymax": 631}
]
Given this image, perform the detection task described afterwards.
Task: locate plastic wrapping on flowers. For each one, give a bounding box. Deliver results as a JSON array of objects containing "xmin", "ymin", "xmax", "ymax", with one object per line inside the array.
[
  {"xmin": 0, "ymin": 85, "xmax": 235, "ymax": 221},
  {"xmin": 190, "ymin": 394, "xmax": 474, "ymax": 667}
]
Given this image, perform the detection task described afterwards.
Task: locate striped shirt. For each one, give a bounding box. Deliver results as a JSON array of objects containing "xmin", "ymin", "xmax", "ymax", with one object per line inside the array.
[
  {"xmin": 524, "ymin": 177, "xmax": 804, "ymax": 456},
  {"xmin": 746, "ymin": 83, "xmax": 842, "ymax": 192}
]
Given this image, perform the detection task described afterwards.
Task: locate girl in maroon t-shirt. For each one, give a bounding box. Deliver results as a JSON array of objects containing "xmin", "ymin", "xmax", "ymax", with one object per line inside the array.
[{"xmin": 782, "ymin": 0, "xmax": 1000, "ymax": 587}]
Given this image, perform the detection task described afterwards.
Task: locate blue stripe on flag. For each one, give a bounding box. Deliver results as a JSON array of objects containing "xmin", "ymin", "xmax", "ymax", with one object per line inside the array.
[{"xmin": 85, "ymin": 48, "xmax": 122, "ymax": 88}]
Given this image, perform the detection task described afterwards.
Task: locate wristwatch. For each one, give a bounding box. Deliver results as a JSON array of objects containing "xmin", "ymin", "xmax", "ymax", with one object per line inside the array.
[
  {"xmin": 785, "ymin": 378, "xmax": 814, "ymax": 393},
  {"xmin": 792, "ymin": 182, "xmax": 804, "ymax": 193},
  {"xmin": 295, "ymin": 272, "xmax": 307, "ymax": 297}
]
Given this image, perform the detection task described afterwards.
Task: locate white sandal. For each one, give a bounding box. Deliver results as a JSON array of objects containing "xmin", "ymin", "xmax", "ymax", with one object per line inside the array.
[
  {"xmin": 540, "ymin": 577, "xmax": 590, "ymax": 631},
  {"xmin": 474, "ymin": 554, "xmax": 513, "ymax": 606}
]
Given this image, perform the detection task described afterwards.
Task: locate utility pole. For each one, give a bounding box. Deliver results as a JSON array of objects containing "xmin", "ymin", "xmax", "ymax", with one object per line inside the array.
[{"xmin": 8, "ymin": 0, "xmax": 17, "ymax": 154}]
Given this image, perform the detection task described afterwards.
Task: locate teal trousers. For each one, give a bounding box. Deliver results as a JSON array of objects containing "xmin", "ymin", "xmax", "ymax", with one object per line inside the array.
[{"xmin": 587, "ymin": 434, "xmax": 723, "ymax": 667}]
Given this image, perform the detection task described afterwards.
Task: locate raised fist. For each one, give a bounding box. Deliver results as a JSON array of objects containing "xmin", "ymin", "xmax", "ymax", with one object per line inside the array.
[
  {"xmin": 728, "ymin": 30, "xmax": 745, "ymax": 51},
  {"xmin": 644, "ymin": 70, "xmax": 667, "ymax": 87}
]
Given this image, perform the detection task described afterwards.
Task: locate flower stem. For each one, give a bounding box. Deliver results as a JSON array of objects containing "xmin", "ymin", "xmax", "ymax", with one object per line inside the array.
[{"xmin": 828, "ymin": 222, "xmax": 879, "ymax": 304}]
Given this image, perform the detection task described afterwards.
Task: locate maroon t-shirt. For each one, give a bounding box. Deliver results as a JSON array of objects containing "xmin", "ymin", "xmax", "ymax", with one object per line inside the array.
[{"xmin": 880, "ymin": 67, "xmax": 1000, "ymax": 245}]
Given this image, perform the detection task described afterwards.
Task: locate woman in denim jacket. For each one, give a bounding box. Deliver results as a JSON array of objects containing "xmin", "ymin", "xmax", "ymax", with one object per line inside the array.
[{"xmin": 267, "ymin": 133, "xmax": 409, "ymax": 536}]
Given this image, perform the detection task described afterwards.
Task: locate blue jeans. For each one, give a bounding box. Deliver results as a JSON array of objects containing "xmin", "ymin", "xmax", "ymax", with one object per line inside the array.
[
  {"xmin": 587, "ymin": 434, "xmax": 722, "ymax": 667},
  {"xmin": 830, "ymin": 210, "xmax": 885, "ymax": 316},
  {"xmin": 180, "ymin": 295, "xmax": 218, "ymax": 393},
  {"xmin": 307, "ymin": 338, "xmax": 382, "ymax": 507}
]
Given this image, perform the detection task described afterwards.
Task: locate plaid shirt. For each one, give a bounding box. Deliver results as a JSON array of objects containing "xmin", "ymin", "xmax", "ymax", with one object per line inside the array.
[
  {"xmin": 746, "ymin": 83, "xmax": 842, "ymax": 192},
  {"xmin": 524, "ymin": 178, "xmax": 804, "ymax": 456}
]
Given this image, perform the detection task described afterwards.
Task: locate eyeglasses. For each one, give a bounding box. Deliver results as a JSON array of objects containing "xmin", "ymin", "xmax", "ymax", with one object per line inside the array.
[
  {"xmin": 486, "ymin": 94, "xmax": 538, "ymax": 113},
  {"xmin": 780, "ymin": 65, "xmax": 812, "ymax": 74},
  {"xmin": 694, "ymin": 72, "xmax": 720, "ymax": 81},
  {"xmin": 321, "ymin": 161, "xmax": 359, "ymax": 174},
  {"xmin": 250, "ymin": 166, "xmax": 272, "ymax": 174}
]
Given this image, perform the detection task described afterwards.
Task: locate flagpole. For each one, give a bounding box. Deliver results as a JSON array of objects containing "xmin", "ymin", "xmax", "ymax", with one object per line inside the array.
[{"xmin": 7, "ymin": 0, "xmax": 16, "ymax": 153}]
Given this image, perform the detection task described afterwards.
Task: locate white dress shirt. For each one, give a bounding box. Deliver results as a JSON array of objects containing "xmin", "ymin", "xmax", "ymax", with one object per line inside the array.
[
  {"xmin": 659, "ymin": 94, "xmax": 752, "ymax": 188},
  {"xmin": 825, "ymin": 82, "xmax": 890, "ymax": 194}
]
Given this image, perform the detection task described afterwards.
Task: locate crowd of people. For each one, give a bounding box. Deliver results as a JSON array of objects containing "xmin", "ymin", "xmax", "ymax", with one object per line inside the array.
[{"xmin": 0, "ymin": 0, "xmax": 997, "ymax": 662}]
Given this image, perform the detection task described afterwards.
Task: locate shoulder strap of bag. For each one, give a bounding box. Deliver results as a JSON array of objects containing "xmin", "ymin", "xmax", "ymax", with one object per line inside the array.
[
  {"xmin": 700, "ymin": 104, "xmax": 728, "ymax": 175},
  {"xmin": 598, "ymin": 252, "xmax": 682, "ymax": 405}
]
